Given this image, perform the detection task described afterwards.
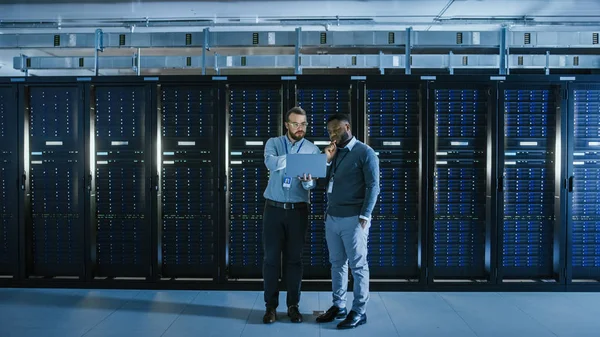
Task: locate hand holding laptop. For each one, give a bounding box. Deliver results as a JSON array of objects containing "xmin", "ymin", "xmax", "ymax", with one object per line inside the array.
[{"xmin": 298, "ymin": 173, "xmax": 314, "ymax": 182}]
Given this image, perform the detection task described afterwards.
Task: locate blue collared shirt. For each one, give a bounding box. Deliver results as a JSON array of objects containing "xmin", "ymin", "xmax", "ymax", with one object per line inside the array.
[{"xmin": 263, "ymin": 135, "xmax": 321, "ymax": 203}]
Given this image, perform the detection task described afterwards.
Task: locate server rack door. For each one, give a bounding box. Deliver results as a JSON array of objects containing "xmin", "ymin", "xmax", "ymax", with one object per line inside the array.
[
  {"xmin": 226, "ymin": 83, "xmax": 283, "ymax": 279},
  {"xmin": 363, "ymin": 80, "xmax": 422, "ymax": 279},
  {"xmin": 157, "ymin": 84, "xmax": 217, "ymax": 279},
  {"xmin": 567, "ymin": 83, "xmax": 600, "ymax": 282},
  {"xmin": 90, "ymin": 84, "xmax": 152, "ymax": 278},
  {"xmin": 498, "ymin": 83, "xmax": 562, "ymax": 282},
  {"xmin": 292, "ymin": 78, "xmax": 353, "ymax": 279},
  {"xmin": 428, "ymin": 82, "xmax": 493, "ymax": 281},
  {"xmin": 21, "ymin": 84, "xmax": 85, "ymax": 278},
  {"xmin": 0, "ymin": 86, "xmax": 18, "ymax": 277}
]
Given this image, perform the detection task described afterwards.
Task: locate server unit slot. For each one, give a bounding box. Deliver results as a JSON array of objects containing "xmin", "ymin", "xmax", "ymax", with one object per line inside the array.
[
  {"xmin": 572, "ymin": 89, "xmax": 600, "ymax": 279},
  {"xmin": 433, "ymin": 89, "xmax": 488, "ymax": 279},
  {"xmin": 502, "ymin": 88, "xmax": 556, "ymax": 279},
  {"xmin": 228, "ymin": 86, "xmax": 281, "ymax": 278},
  {"xmin": 297, "ymin": 86, "xmax": 350, "ymax": 278},
  {"xmin": 27, "ymin": 86, "xmax": 83, "ymax": 276},
  {"xmin": 160, "ymin": 86, "xmax": 216, "ymax": 277},
  {"xmin": 0, "ymin": 87, "xmax": 17, "ymax": 276},
  {"xmin": 93, "ymin": 86, "xmax": 149, "ymax": 277},
  {"xmin": 366, "ymin": 87, "xmax": 420, "ymax": 278}
]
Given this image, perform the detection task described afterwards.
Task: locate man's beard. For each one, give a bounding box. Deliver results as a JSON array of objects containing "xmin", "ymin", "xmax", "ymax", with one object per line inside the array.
[
  {"xmin": 336, "ymin": 131, "xmax": 351, "ymax": 146},
  {"xmin": 288, "ymin": 130, "xmax": 305, "ymax": 141}
]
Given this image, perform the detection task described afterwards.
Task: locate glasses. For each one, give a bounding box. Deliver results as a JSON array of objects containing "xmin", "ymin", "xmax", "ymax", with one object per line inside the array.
[{"xmin": 287, "ymin": 122, "xmax": 309, "ymax": 128}]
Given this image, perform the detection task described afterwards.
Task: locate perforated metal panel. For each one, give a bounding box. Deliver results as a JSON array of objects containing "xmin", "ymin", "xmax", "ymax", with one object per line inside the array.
[
  {"xmin": 93, "ymin": 85, "xmax": 150, "ymax": 277},
  {"xmin": 296, "ymin": 84, "xmax": 351, "ymax": 278},
  {"xmin": 501, "ymin": 86, "xmax": 557, "ymax": 279},
  {"xmin": 227, "ymin": 85, "xmax": 282, "ymax": 278},
  {"xmin": 0, "ymin": 86, "xmax": 17, "ymax": 276},
  {"xmin": 432, "ymin": 86, "xmax": 488, "ymax": 279},
  {"xmin": 365, "ymin": 85, "xmax": 420, "ymax": 278},
  {"xmin": 27, "ymin": 86, "xmax": 84, "ymax": 276},
  {"xmin": 571, "ymin": 87, "xmax": 600, "ymax": 280},
  {"xmin": 159, "ymin": 85, "xmax": 216, "ymax": 278}
]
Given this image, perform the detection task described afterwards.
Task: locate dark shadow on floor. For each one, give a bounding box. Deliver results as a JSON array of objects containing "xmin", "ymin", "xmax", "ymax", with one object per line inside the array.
[{"xmin": 0, "ymin": 289, "xmax": 319, "ymax": 326}]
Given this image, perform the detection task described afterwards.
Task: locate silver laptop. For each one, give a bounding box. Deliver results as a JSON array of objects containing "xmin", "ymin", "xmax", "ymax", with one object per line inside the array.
[{"xmin": 286, "ymin": 153, "xmax": 328, "ymax": 178}]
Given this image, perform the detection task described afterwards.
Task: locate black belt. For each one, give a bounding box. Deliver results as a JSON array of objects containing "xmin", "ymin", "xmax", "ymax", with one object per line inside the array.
[{"xmin": 266, "ymin": 199, "xmax": 308, "ymax": 210}]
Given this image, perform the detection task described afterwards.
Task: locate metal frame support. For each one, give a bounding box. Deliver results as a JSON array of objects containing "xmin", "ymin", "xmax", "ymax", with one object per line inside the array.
[
  {"xmin": 295, "ymin": 27, "xmax": 302, "ymax": 75},
  {"xmin": 19, "ymin": 54, "xmax": 28, "ymax": 76},
  {"xmin": 499, "ymin": 26, "xmax": 507, "ymax": 75},
  {"xmin": 379, "ymin": 51, "xmax": 384, "ymax": 75},
  {"xmin": 545, "ymin": 51, "xmax": 551, "ymax": 75},
  {"xmin": 448, "ymin": 51, "xmax": 454, "ymax": 75},
  {"xmin": 133, "ymin": 48, "xmax": 141, "ymax": 76},
  {"xmin": 94, "ymin": 29, "xmax": 104, "ymax": 76},
  {"xmin": 405, "ymin": 27, "xmax": 412, "ymax": 75},
  {"xmin": 202, "ymin": 28, "xmax": 210, "ymax": 75}
]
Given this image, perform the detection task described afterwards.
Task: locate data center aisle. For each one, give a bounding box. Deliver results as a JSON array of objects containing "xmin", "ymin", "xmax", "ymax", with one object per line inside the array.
[{"xmin": 0, "ymin": 288, "xmax": 597, "ymax": 337}]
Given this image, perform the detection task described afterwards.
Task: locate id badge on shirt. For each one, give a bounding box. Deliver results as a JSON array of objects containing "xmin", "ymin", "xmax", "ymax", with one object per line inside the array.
[
  {"xmin": 283, "ymin": 176, "xmax": 292, "ymax": 189},
  {"xmin": 327, "ymin": 178, "xmax": 334, "ymax": 194}
]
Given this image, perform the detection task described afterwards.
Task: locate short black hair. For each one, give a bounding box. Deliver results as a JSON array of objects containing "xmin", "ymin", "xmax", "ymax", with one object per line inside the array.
[
  {"xmin": 285, "ymin": 107, "xmax": 306, "ymax": 122},
  {"xmin": 327, "ymin": 113, "xmax": 350, "ymax": 124}
]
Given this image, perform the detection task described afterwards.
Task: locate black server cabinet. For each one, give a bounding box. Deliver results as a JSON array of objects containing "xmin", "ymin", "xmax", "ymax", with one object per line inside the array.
[
  {"xmin": 89, "ymin": 84, "xmax": 153, "ymax": 278},
  {"xmin": 0, "ymin": 86, "xmax": 18, "ymax": 277},
  {"xmin": 226, "ymin": 81, "xmax": 283, "ymax": 279},
  {"xmin": 157, "ymin": 82, "xmax": 218, "ymax": 279},
  {"xmin": 567, "ymin": 83, "xmax": 600, "ymax": 283},
  {"xmin": 428, "ymin": 81, "xmax": 494, "ymax": 281},
  {"xmin": 362, "ymin": 78, "xmax": 424, "ymax": 280},
  {"xmin": 20, "ymin": 84, "xmax": 85, "ymax": 278},
  {"xmin": 292, "ymin": 77, "xmax": 353, "ymax": 279},
  {"xmin": 498, "ymin": 82, "xmax": 564, "ymax": 282}
]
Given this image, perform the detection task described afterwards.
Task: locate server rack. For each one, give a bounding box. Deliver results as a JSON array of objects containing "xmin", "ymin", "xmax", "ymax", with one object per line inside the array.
[
  {"xmin": 19, "ymin": 83, "xmax": 86, "ymax": 278},
  {"xmin": 0, "ymin": 85, "xmax": 18, "ymax": 277},
  {"xmin": 427, "ymin": 79, "xmax": 495, "ymax": 282},
  {"xmin": 290, "ymin": 76, "xmax": 353, "ymax": 279},
  {"xmin": 497, "ymin": 81, "xmax": 564, "ymax": 282},
  {"xmin": 156, "ymin": 80, "xmax": 218, "ymax": 279},
  {"xmin": 88, "ymin": 82, "xmax": 153, "ymax": 278},
  {"xmin": 226, "ymin": 77, "xmax": 283, "ymax": 279},
  {"xmin": 567, "ymin": 81, "xmax": 600, "ymax": 283},
  {"xmin": 362, "ymin": 77, "xmax": 424, "ymax": 280}
]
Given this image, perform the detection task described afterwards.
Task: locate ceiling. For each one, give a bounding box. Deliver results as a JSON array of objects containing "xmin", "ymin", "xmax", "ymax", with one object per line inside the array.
[{"xmin": 1, "ymin": 0, "xmax": 600, "ymax": 76}]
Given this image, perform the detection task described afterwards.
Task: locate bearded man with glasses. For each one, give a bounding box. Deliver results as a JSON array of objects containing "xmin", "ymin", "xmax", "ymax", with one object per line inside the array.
[{"xmin": 261, "ymin": 106, "xmax": 321, "ymax": 324}]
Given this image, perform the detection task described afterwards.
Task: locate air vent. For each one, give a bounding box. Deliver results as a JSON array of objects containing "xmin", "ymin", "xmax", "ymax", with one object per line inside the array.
[
  {"xmin": 79, "ymin": 58, "xmax": 84, "ymax": 67},
  {"xmin": 53, "ymin": 35, "xmax": 60, "ymax": 47},
  {"xmin": 518, "ymin": 56, "xmax": 524, "ymax": 66},
  {"xmin": 593, "ymin": 33, "xmax": 599, "ymax": 45},
  {"xmin": 574, "ymin": 56, "xmax": 580, "ymax": 66},
  {"xmin": 241, "ymin": 56, "xmax": 247, "ymax": 66},
  {"xmin": 388, "ymin": 32, "xmax": 395, "ymax": 44},
  {"xmin": 352, "ymin": 56, "xmax": 357, "ymax": 65},
  {"xmin": 462, "ymin": 56, "xmax": 468, "ymax": 65},
  {"xmin": 186, "ymin": 57, "xmax": 192, "ymax": 67},
  {"xmin": 524, "ymin": 33, "xmax": 531, "ymax": 44},
  {"xmin": 252, "ymin": 33, "xmax": 259, "ymax": 45},
  {"xmin": 119, "ymin": 34, "xmax": 126, "ymax": 46},
  {"xmin": 185, "ymin": 33, "xmax": 192, "ymax": 46},
  {"xmin": 320, "ymin": 32, "xmax": 327, "ymax": 44},
  {"xmin": 456, "ymin": 32, "xmax": 463, "ymax": 44},
  {"xmin": 26, "ymin": 58, "xmax": 31, "ymax": 68}
]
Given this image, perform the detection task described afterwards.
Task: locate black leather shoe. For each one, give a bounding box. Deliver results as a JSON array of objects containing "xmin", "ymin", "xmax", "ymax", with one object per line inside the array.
[
  {"xmin": 316, "ymin": 305, "xmax": 347, "ymax": 323},
  {"xmin": 263, "ymin": 308, "xmax": 277, "ymax": 324},
  {"xmin": 337, "ymin": 310, "xmax": 367, "ymax": 329},
  {"xmin": 287, "ymin": 305, "xmax": 303, "ymax": 323}
]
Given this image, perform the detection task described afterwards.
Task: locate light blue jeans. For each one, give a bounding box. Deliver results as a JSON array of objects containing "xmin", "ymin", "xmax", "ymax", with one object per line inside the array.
[{"xmin": 325, "ymin": 214, "xmax": 370, "ymax": 315}]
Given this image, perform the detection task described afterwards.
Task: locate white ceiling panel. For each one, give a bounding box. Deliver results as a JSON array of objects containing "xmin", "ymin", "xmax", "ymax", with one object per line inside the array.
[
  {"xmin": 0, "ymin": 1, "xmax": 450, "ymax": 21},
  {"xmin": 444, "ymin": 0, "xmax": 600, "ymax": 18}
]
